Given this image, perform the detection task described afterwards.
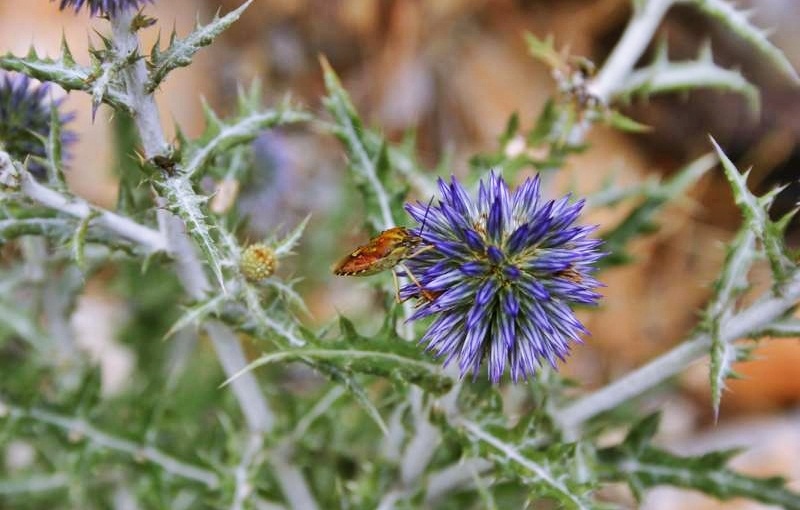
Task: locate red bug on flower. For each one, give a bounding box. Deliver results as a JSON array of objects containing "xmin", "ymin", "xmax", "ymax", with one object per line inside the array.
[{"xmin": 332, "ymin": 202, "xmax": 436, "ymax": 301}]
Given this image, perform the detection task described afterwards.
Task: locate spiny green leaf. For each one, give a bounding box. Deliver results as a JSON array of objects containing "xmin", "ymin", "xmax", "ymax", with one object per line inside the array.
[
  {"xmin": 524, "ymin": 32, "xmax": 561, "ymax": 69},
  {"xmin": 616, "ymin": 39, "xmax": 760, "ymax": 114},
  {"xmin": 602, "ymin": 152, "xmax": 717, "ymax": 266},
  {"xmin": 319, "ymin": 363, "xmax": 389, "ymax": 436},
  {"xmin": 182, "ymin": 95, "xmax": 308, "ymax": 179},
  {"xmin": 706, "ymin": 228, "xmax": 757, "ymax": 419},
  {"xmin": 603, "ymin": 110, "xmax": 652, "ymax": 133},
  {"xmin": 0, "ymin": 47, "xmax": 130, "ymax": 112},
  {"xmin": 0, "ymin": 300, "xmax": 48, "ymax": 351},
  {"xmin": 455, "ymin": 419, "xmax": 594, "ymax": 510},
  {"xmin": 164, "ymin": 293, "xmax": 227, "ymax": 340},
  {"xmin": 146, "ymin": 0, "xmax": 254, "ymax": 93},
  {"xmin": 224, "ymin": 311, "xmax": 391, "ymax": 435},
  {"xmin": 240, "ymin": 283, "xmax": 305, "ymax": 347},
  {"xmin": 47, "ymin": 102, "xmax": 66, "ymax": 188},
  {"xmin": 88, "ymin": 56, "xmax": 126, "ymax": 121},
  {"xmin": 262, "ymin": 277, "xmax": 310, "ymax": 317},
  {"xmin": 223, "ymin": 345, "xmax": 452, "ymax": 395},
  {"xmin": 71, "ymin": 211, "xmax": 98, "ymax": 272},
  {"xmin": 710, "ymin": 136, "xmax": 793, "ymax": 285},
  {"xmin": 599, "ymin": 413, "xmax": 800, "ymax": 509},
  {"xmin": 0, "ymin": 218, "xmax": 72, "ymax": 243},
  {"xmin": 273, "ymin": 214, "xmax": 310, "ymax": 257},
  {"xmin": 689, "ymin": 0, "xmax": 799, "ymax": 84},
  {"xmin": 500, "ymin": 111, "xmax": 520, "ymax": 146},
  {"xmin": 321, "ymin": 55, "xmax": 396, "ymax": 233},
  {"xmin": 160, "ymin": 176, "xmax": 227, "ymax": 291}
]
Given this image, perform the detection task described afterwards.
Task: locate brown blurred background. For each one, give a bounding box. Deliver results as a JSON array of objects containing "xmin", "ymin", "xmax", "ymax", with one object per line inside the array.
[{"xmin": 3, "ymin": 1, "xmax": 799, "ymax": 506}]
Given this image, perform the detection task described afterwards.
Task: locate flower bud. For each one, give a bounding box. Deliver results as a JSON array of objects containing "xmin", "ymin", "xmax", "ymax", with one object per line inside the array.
[{"xmin": 239, "ymin": 243, "xmax": 277, "ymax": 282}]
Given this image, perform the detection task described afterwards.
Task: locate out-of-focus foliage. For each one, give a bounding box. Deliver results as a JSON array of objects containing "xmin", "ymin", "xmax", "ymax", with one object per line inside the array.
[{"xmin": 1, "ymin": 1, "xmax": 799, "ymax": 509}]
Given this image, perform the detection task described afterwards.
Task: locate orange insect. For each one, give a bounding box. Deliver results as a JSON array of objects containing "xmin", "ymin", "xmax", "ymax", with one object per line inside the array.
[{"xmin": 333, "ymin": 202, "xmax": 435, "ymax": 301}]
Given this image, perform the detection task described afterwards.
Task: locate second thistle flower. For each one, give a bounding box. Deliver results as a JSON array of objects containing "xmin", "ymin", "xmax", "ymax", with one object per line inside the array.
[
  {"xmin": 402, "ymin": 171, "xmax": 604, "ymax": 383},
  {"xmin": 55, "ymin": 0, "xmax": 153, "ymax": 17},
  {"xmin": 0, "ymin": 73, "xmax": 75, "ymax": 179}
]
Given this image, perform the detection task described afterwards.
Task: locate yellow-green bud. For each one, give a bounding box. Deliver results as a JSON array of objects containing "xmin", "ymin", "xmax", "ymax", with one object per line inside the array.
[{"xmin": 240, "ymin": 243, "xmax": 277, "ymax": 282}]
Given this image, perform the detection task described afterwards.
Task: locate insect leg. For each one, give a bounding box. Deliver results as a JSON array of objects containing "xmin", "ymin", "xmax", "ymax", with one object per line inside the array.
[
  {"xmin": 391, "ymin": 268, "xmax": 402, "ymax": 303},
  {"xmin": 406, "ymin": 244, "xmax": 435, "ymax": 259},
  {"xmin": 398, "ymin": 262, "xmax": 435, "ymax": 302}
]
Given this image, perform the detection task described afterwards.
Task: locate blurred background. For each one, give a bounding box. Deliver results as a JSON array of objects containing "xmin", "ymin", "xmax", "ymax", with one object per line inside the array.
[{"xmin": 2, "ymin": 1, "xmax": 799, "ymax": 507}]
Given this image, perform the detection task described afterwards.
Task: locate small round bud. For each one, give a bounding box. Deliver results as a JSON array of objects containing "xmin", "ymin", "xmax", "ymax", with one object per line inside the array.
[{"xmin": 240, "ymin": 243, "xmax": 277, "ymax": 282}]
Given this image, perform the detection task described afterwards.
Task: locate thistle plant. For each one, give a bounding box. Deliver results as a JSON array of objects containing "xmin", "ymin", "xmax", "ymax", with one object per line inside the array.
[{"xmin": 1, "ymin": 1, "xmax": 800, "ymax": 509}]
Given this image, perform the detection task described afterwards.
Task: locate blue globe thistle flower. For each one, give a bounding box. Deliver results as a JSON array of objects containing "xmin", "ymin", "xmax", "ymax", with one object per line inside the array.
[
  {"xmin": 401, "ymin": 171, "xmax": 604, "ymax": 383},
  {"xmin": 0, "ymin": 73, "xmax": 76, "ymax": 179},
  {"xmin": 54, "ymin": 0, "xmax": 153, "ymax": 17}
]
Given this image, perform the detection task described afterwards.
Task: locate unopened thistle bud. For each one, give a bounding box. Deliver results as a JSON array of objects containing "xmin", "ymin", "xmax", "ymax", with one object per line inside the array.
[{"xmin": 240, "ymin": 243, "xmax": 277, "ymax": 282}]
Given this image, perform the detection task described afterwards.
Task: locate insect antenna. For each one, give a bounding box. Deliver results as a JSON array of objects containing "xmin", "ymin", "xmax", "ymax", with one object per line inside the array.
[{"xmin": 416, "ymin": 196, "xmax": 435, "ymax": 238}]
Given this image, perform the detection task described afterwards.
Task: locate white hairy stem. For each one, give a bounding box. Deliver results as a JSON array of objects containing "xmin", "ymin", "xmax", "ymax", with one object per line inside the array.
[{"xmin": 109, "ymin": 9, "xmax": 317, "ymax": 509}]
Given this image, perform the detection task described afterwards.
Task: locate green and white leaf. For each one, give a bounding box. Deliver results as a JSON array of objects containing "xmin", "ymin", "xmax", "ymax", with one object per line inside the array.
[
  {"xmin": 228, "ymin": 313, "xmax": 451, "ymax": 394},
  {"xmin": 689, "ymin": 0, "xmax": 799, "ymax": 84},
  {"xmin": 46, "ymin": 102, "xmax": 66, "ymax": 188},
  {"xmin": 0, "ymin": 41, "xmax": 130, "ymax": 112},
  {"xmin": 225, "ymin": 346, "xmax": 451, "ymax": 395},
  {"xmin": 71, "ymin": 211, "xmax": 98, "ymax": 271},
  {"xmin": 146, "ymin": 0, "xmax": 254, "ymax": 92},
  {"xmin": 0, "ymin": 299, "xmax": 48, "ymax": 351},
  {"xmin": 240, "ymin": 283, "xmax": 305, "ymax": 346},
  {"xmin": 273, "ymin": 214, "xmax": 310, "ymax": 257},
  {"xmin": 0, "ymin": 218, "xmax": 72, "ymax": 243},
  {"xmin": 182, "ymin": 93, "xmax": 309, "ymax": 178},
  {"xmin": 88, "ymin": 55, "xmax": 127, "ymax": 120},
  {"xmin": 706, "ymin": 228, "xmax": 757, "ymax": 419},
  {"xmin": 710, "ymin": 136, "xmax": 793, "ymax": 285},
  {"xmin": 164, "ymin": 293, "xmax": 228, "ymax": 340},
  {"xmin": 599, "ymin": 414, "xmax": 800, "ymax": 509},
  {"xmin": 321, "ymin": 56, "xmax": 397, "ymax": 232},
  {"xmin": 616, "ymin": 39, "xmax": 760, "ymax": 113},
  {"xmin": 456, "ymin": 419, "xmax": 594, "ymax": 510},
  {"xmin": 160, "ymin": 176, "xmax": 227, "ymax": 291},
  {"xmin": 262, "ymin": 277, "xmax": 310, "ymax": 317}
]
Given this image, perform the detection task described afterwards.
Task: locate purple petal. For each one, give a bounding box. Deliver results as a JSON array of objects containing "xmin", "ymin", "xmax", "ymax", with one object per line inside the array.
[
  {"xmin": 487, "ymin": 245, "xmax": 504, "ymax": 264},
  {"xmin": 459, "ymin": 261, "xmax": 488, "ymax": 277},
  {"xmin": 462, "ymin": 228, "xmax": 485, "ymax": 252},
  {"xmin": 487, "ymin": 196, "xmax": 505, "ymax": 242},
  {"xmin": 476, "ymin": 277, "xmax": 499, "ymax": 306},
  {"xmin": 502, "ymin": 290, "xmax": 519, "ymax": 316}
]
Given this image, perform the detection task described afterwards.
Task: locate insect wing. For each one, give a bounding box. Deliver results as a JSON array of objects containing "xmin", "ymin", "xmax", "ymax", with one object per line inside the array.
[{"xmin": 332, "ymin": 228, "xmax": 410, "ymax": 276}]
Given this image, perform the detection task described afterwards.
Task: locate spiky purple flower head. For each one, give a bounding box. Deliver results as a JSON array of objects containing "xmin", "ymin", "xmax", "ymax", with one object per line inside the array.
[
  {"xmin": 54, "ymin": 0, "xmax": 153, "ymax": 17},
  {"xmin": 402, "ymin": 171, "xmax": 604, "ymax": 383},
  {"xmin": 0, "ymin": 73, "xmax": 76, "ymax": 179}
]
